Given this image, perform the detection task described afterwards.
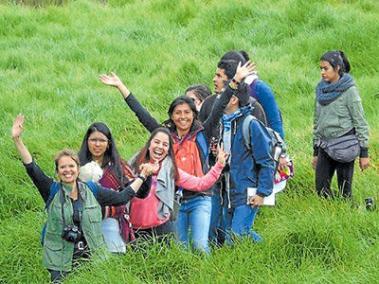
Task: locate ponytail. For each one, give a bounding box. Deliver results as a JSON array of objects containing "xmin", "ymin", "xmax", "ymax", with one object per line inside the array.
[{"xmin": 338, "ymin": 50, "xmax": 351, "ymax": 73}]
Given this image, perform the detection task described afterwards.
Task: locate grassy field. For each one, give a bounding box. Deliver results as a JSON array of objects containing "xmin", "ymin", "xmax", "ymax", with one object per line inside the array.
[{"xmin": 0, "ymin": 0, "xmax": 378, "ymax": 283}]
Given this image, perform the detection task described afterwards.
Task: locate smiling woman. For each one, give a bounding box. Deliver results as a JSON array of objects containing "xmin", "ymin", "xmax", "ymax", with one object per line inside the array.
[
  {"xmin": 55, "ymin": 152, "xmax": 80, "ymax": 185},
  {"xmin": 169, "ymin": 100, "xmax": 195, "ymax": 137},
  {"xmin": 128, "ymin": 127, "xmax": 227, "ymax": 240},
  {"xmin": 11, "ymin": 115, "xmax": 155, "ymax": 283}
]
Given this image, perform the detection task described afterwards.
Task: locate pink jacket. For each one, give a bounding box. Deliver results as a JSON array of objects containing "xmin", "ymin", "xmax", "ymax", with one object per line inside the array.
[{"xmin": 176, "ymin": 161, "xmax": 224, "ymax": 191}]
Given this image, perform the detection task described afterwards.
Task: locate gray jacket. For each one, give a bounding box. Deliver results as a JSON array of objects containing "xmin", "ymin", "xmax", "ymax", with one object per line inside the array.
[
  {"xmin": 155, "ymin": 157, "xmax": 175, "ymax": 219},
  {"xmin": 313, "ymin": 86, "xmax": 369, "ymax": 149}
]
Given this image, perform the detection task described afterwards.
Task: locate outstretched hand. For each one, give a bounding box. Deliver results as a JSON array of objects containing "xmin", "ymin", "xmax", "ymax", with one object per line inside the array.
[
  {"xmin": 234, "ymin": 60, "xmax": 256, "ymax": 83},
  {"xmin": 11, "ymin": 114, "xmax": 32, "ymax": 164},
  {"xmin": 99, "ymin": 72, "xmax": 124, "ymax": 88},
  {"xmin": 99, "ymin": 72, "xmax": 131, "ymax": 98},
  {"xmin": 12, "ymin": 114, "xmax": 25, "ymax": 140}
]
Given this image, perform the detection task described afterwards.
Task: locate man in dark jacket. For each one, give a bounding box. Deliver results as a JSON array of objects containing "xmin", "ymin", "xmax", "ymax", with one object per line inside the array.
[
  {"xmin": 220, "ymin": 80, "xmax": 274, "ymax": 243},
  {"xmin": 199, "ymin": 53, "xmax": 267, "ymax": 245}
]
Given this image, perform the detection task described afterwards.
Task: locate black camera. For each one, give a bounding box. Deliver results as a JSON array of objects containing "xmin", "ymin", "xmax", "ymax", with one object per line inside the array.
[{"xmin": 61, "ymin": 224, "xmax": 82, "ymax": 243}]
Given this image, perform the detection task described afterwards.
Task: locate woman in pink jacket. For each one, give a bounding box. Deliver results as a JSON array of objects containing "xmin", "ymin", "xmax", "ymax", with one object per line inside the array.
[{"xmin": 129, "ymin": 127, "xmax": 227, "ymax": 239}]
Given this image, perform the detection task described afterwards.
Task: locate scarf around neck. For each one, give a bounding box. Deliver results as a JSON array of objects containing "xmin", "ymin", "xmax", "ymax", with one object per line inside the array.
[
  {"xmin": 221, "ymin": 106, "xmax": 249, "ymax": 154},
  {"xmin": 316, "ymin": 73, "xmax": 355, "ymax": 106}
]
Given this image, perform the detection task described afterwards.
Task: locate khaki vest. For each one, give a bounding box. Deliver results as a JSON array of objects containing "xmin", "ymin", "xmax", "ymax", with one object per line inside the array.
[{"xmin": 42, "ymin": 182, "xmax": 107, "ymax": 272}]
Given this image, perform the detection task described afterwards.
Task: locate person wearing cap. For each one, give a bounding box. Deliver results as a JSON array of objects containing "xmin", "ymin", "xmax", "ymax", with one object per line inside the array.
[
  {"xmin": 218, "ymin": 50, "xmax": 285, "ymax": 139},
  {"xmin": 198, "ymin": 53, "xmax": 265, "ymax": 245},
  {"xmin": 219, "ymin": 79, "xmax": 275, "ymax": 244}
]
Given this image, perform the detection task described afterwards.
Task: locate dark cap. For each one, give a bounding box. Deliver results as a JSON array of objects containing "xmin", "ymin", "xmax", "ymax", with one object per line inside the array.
[{"xmin": 234, "ymin": 83, "xmax": 250, "ymax": 107}]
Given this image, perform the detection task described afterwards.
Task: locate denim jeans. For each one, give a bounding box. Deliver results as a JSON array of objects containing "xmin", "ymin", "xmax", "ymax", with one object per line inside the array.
[
  {"xmin": 209, "ymin": 181, "xmax": 224, "ymax": 244},
  {"xmin": 223, "ymin": 204, "xmax": 261, "ymax": 245},
  {"xmin": 101, "ymin": 217, "xmax": 126, "ymax": 253},
  {"xmin": 176, "ymin": 195, "xmax": 212, "ymax": 253}
]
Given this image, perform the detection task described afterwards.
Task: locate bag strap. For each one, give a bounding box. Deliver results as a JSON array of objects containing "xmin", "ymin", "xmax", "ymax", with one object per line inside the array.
[
  {"xmin": 196, "ymin": 131, "xmax": 209, "ymax": 160},
  {"xmin": 45, "ymin": 182, "xmax": 60, "ymax": 210},
  {"xmin": 84, "ymin": 180, "xmax": 99, "ymax": 198},
  {"xmin": 45, "ymin": 181, "xmax": 99, "ymax": 210},
  {"xmin": 242, "ymin": 114, "xmax": 255, "ymax": 152}
]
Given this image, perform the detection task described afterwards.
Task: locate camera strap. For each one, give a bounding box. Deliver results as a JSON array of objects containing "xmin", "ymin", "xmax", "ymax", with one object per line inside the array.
[{"xmin": 59, "ymin": 184, "xmax": 83, "ymax": 231}]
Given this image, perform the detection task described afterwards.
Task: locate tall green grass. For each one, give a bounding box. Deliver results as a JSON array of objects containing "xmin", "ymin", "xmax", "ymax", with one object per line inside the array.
[{"xmin": 0, "ymin": 0, "xmax": 378, "ymax": 282}]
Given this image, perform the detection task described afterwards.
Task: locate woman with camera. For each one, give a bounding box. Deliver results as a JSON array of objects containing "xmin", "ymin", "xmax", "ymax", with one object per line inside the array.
[
  {"xmin": 11, "ymin": 115, "xmax": 155, "ymax": 283},
  {"xmin": 312, "ymin": 50, "xmax": 370, "ymax": 198}
]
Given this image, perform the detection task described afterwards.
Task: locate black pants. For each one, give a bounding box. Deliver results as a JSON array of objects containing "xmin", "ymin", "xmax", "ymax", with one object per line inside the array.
[
  {"xmin": 315, "ymin": 148, "xmax": 355, "ymax": 198},
  {"xmin": 48, "ymin": 270, "xmax": 68, "ymax": 283},
  {"xmin": 134, "ymin": 220, "xmax": 175, "ymax": 241}
]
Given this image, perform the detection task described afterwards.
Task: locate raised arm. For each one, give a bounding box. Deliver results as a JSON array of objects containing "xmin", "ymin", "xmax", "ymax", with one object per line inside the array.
[
  {"xmin": 176, "ymin": 147, "xmax": 228, "ymax": 191},
  {"xmin": 12, "ymin": 115, "xmax": 53, "ymax": 201},
  {"xmin": 99, "ymin": 73, "xmax": 160, "ymax": 132},
  {"xmin": 12, "ymin": 115, "xmax": 32, "ymax": 164},
  {"xmin": 203, "ymin": 61, "xmax": 256, "ymax": 140},
  {"xmin": 254, "ymin": 82, "xmax": 284, "ymax": 138}
]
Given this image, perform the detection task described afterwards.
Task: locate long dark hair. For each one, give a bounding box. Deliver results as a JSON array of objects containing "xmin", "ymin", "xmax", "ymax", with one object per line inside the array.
[
  {"xmin": 132, "ymin": 127, "xmax": 179, "ymax": 181},
  {"xmin": 78, "ymin": 122, "xmax": 124, "ymax": 184}
]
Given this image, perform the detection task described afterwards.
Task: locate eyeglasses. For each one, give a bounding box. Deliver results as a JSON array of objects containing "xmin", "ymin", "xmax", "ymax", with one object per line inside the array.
[{"xmin": 88, "ymin": 138, "xmax": 108, "ymax": 144}]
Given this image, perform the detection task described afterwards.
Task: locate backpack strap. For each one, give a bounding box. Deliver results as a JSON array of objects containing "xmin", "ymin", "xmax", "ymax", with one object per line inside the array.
[
  {"xmin": 45, "ymin": 182, "xmax": 60, "ymax": 210},
  {"xmin": 242, "ymin": 114, "xmax": 255, "ymax": 152},
  {"xmin": 196, "ymin": 131, "xmax": 209, "ymax": 159},
  {"xmin": 41, "ymin": 182, "xmax": 61, "ymax": 245},
  {"xmin": 83, "ymin": 180, "xmax": 99, "ymax": 198},
  {"xmin": 45, "ymin": 181, "xmax": 99, "ymax": 210}
]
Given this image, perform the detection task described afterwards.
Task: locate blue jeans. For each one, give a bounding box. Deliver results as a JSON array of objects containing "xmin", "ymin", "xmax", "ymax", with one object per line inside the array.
[
  {"xmin": 223, "ymin": 204, "xmax": 261, "ymax": 245},
  {"xmin": 176, "ymin": 195, "xmax": 212, "ymax": 253},
  {"xmin": 209, "ymin": 182, "xmax": 224, "ymax": 244}
]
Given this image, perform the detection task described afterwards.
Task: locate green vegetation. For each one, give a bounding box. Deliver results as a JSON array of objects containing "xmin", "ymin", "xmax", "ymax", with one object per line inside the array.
[{"xmin": 0, "ymin": 0, "xmax": 378, "ymax": 282}]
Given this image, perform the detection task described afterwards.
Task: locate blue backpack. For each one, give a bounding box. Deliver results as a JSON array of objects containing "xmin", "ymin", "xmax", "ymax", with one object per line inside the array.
[
  {"xmin": 40, "ymin": 181, "xmax": 98, "ymax": 245},
  {"xmin": 242, "ymin": 114, "xmax": 285, "ymax": 162}
]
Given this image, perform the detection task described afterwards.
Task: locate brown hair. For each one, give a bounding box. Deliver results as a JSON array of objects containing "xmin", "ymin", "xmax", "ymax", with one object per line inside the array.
[{"xmin": 54, "ymin": 149, "xmax": 80, "ymax": 172}]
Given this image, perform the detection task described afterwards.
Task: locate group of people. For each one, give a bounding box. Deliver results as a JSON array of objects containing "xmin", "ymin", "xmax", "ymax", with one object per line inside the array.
[{"xmin": 11, "ymin": 49, "xmax": 370, "ymax": 282}]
